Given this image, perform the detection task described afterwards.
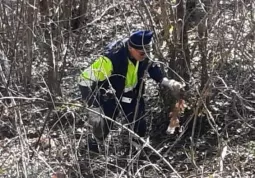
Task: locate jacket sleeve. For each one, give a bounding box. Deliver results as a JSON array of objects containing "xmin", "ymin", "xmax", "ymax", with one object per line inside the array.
[
  {"xmin": 147, "ymin": 62, "xmax": 164, "ymax": 83},
  {"xmin": 79, "ymin": 56, "xmax": 113, "ymax": 84},
  {"xmin": 78, "ymin": 56, "xmax": 113, "ymax": 106}
]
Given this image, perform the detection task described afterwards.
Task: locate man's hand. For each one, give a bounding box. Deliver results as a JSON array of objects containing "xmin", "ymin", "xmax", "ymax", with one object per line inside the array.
[{"xmin": 161, "ymin": 77, "xmax": 185, "ymax": 98}]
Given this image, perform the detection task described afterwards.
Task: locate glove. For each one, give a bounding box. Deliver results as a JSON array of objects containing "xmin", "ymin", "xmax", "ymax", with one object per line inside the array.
[
  {"xmin": 101, "ymin": 88, "xmax": 116, "ymax": 101},
  {"xmin": 161, "ymin": 77, "xmax": 185, "ymax": 98}
]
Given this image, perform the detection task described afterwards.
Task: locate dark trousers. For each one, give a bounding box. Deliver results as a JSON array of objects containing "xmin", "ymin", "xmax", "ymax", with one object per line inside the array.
[{"xmin": 96, "ymin": 97, "xmax": 146, "ymax": 140}]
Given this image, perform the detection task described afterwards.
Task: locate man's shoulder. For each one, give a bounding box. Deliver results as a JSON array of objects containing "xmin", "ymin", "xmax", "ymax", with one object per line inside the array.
[
  {"xmin": 104, "ymin": 39, "xmax": 128, "ymax": 60},
  {"xmin": 105, "ymin": 38, "xmax": 128, "ymax": 53}
]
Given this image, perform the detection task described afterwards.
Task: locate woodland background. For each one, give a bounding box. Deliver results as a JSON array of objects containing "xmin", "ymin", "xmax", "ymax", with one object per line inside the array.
[{"xmin": 0, "ymin": 0, "xmax": 254, "ymax": 177}]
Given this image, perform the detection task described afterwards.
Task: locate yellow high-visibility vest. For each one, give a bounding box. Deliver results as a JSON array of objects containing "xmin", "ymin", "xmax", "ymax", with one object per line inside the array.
[{"xmin": 79, "ymin": 56, "xmax": 139, "ymax": 93}]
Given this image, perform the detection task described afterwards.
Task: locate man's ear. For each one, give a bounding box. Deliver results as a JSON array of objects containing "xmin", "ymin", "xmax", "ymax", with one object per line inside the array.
[
  {"xmin": 127, "ymin": 44, "xmax": 132, "ymax": 51},
  {"xmin": 128, "ymin": 45, "xmax": 134, "ymax": 55}
]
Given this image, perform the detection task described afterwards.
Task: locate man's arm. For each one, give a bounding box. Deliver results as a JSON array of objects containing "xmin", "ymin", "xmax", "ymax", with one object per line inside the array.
[
  {"xmin": 147, "ymin": 62, "xmax": 184, "ymax": 98},
  {"xmin": 147, "ymin": 62, "xmax": 164, "ymax": 83},
  {"xmin": 78, "ymin": 56, "xmax": 113, "ymax": 105}
]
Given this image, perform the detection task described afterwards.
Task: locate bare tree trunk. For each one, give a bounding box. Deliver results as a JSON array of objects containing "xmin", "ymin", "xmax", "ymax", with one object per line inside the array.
[
  {"xmin": 198, "ymin": 22, "xmax": 208, "ymax": 90},
  {"xmin": 159, "ymin": 0, "xmax": 170, "ymax": 40},
  {"xmin": 39, "ymin": 0, "xmax": 62, "ymax": 96},
  {"xmin": 79, "ymin": 0, "xmax": 88, "ymax": 24},
  {"xmin": 62, "ymin": 0, "xmax": 72, "ymax": 30},
  {"xmin": 176, "ymin": 0, "xmax": 190, "ymax": 81},
  {"xmin": 23, "ymin": 0, "xmax": 36, "ymax": 89},
  {"xmin": 38, "ymin": 0, "xmax": 83, "ymax": 96},
  {"xmin": 70, "ymin": 0, "xmax": 88, "ymax": 32}
]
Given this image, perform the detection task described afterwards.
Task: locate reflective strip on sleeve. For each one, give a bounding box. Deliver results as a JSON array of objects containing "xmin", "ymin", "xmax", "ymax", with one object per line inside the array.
[{"xmin": 79, "ymin": 56, "xmax": 113, "ymax": 86}]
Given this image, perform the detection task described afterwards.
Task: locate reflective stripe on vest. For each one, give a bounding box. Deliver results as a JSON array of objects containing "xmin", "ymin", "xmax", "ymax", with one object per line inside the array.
[{"xmin": 124, "ymin": 59, "xmax": 139, "ymax": 92}]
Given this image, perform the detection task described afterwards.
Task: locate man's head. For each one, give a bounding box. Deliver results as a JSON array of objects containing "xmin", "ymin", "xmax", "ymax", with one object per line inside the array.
[{"xmin": 128, "ymin": 30, "xmax": 153, "ymax": 61}]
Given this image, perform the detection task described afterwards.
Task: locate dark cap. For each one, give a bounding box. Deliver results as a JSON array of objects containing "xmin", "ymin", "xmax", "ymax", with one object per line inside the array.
[{"xmin": 128, "ymin": 30, "xmax": 153, "ymax": 51}]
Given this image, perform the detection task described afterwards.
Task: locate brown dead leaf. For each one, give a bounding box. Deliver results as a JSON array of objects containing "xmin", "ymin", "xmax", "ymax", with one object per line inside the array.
[
  {"xmin": 51, "ymin": 172, "xmax": 66, "ymax": 178},
  {"xmin": 167, "ymin": 99, "xmax": 185, "ymax": 134}
]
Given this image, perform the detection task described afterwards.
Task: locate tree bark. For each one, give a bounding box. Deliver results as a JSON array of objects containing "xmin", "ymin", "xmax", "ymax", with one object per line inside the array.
[{"xmin": 23, "ymin": 0, "xmax": 35, "ymax": 89}]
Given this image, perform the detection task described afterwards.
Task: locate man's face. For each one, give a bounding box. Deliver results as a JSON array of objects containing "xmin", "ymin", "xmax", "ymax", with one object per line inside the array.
[{"xmin": 129, "ymin": 47, "xmax": 146, "ymax": 61}]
